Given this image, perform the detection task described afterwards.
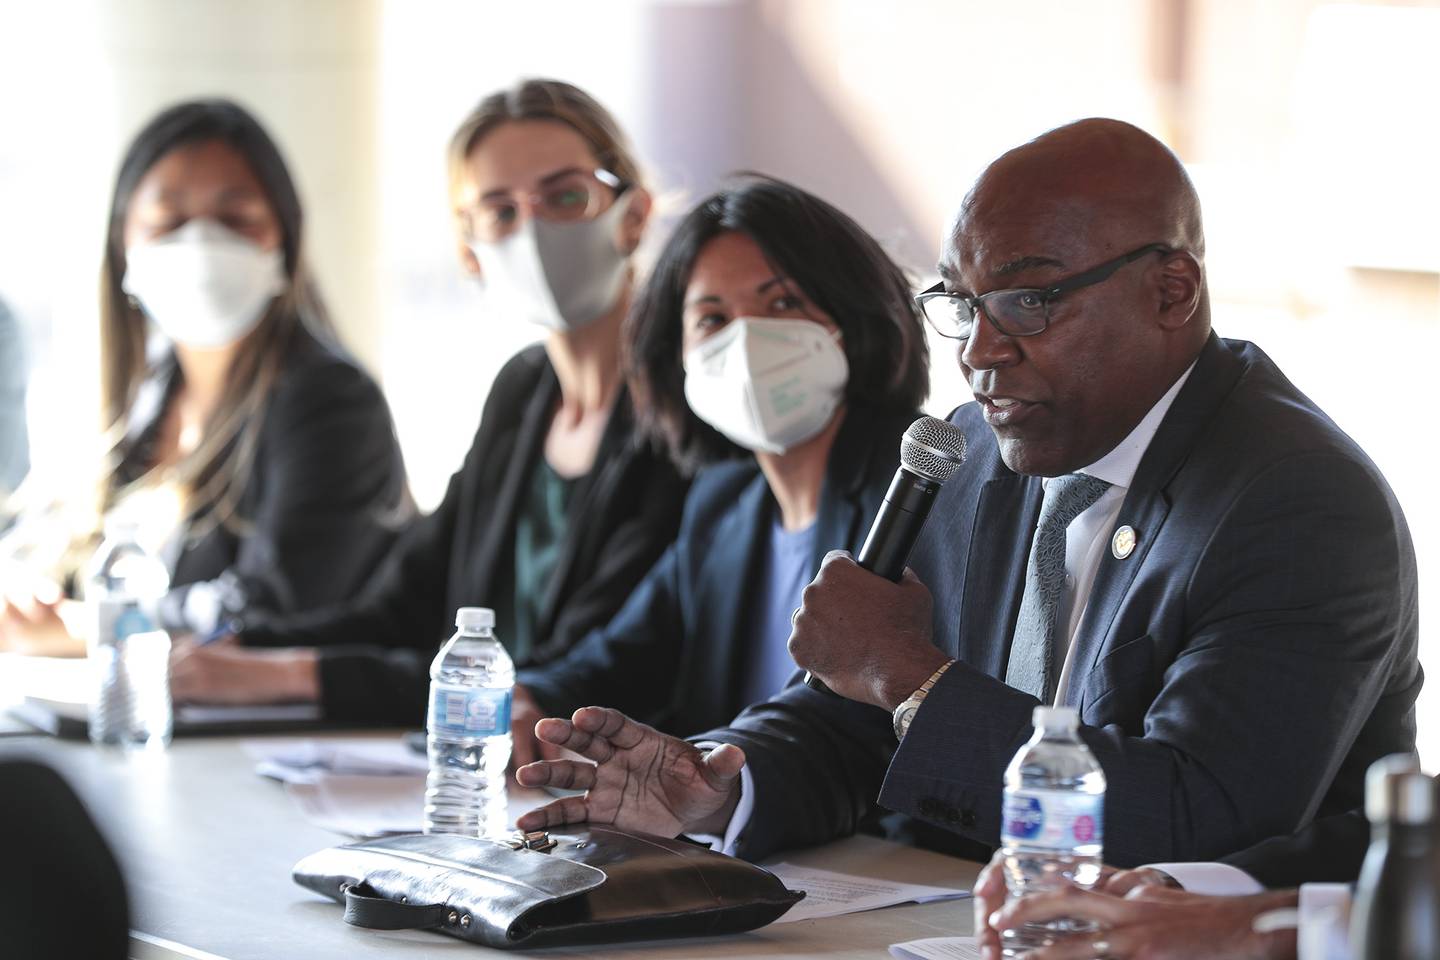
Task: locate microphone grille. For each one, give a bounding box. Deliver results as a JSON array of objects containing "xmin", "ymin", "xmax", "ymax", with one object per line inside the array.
[{"xmin": 900, "ymin": 416, "xmax": 967, "ymax": 483}]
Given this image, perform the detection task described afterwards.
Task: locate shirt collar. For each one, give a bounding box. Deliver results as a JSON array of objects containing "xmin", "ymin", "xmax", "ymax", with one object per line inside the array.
[{"xmin": 1044, "ymin": 360, "xmax": 1198, "ymax": 493}]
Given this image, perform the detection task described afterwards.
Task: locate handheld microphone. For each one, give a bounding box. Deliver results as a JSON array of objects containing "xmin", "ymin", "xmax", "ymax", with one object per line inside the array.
[{"xmin": 804, "ymin": 416, "xmax": 968, "ymax": 691}]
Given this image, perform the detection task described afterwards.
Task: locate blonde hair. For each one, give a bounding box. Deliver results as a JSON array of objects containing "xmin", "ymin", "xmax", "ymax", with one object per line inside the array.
[{"xmin": 447, "ymin": 78, "xmax": 646, "ymax": 202}]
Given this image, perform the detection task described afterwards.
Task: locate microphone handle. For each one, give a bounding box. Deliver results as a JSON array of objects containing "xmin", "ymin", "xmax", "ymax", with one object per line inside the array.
[{"xmin": 804, "ymin": 470, "xmax": 940, "ymax": 692}]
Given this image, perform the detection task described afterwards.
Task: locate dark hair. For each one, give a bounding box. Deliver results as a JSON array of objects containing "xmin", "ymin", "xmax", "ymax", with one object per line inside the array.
[
  {"xmin": 98, "ymin": 98, "xmax": 333, "ymax": 532},
  {"xmin": 625, "ymin": 174, "xmax": 929, "ymax": 470}
]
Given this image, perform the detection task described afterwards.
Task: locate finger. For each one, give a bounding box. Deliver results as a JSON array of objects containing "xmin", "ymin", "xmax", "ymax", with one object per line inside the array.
[
  {"xmin": 510, "ymin": 722, "xmax": 538, "ymax": 771},
  {"xmin": 533, "ymin": 717, "xmax": 578, "ymax": 747},
  {"xmin": 1025, "ymin": 929, "xmax": 1134, "ymax": 960},
  {"xmin": 541, "ymin": 715, "xmax": 615, "ymax": 764},
  {"xmin": 818, "ymin": 549, "xmax": 854, "ymax": 568},
  {"xmin": 515, "ymin": 794, "xmax": 592, "ymax": 832},
  {"xmin": 974, "ymin": 860, "xmax": 1007, "ymax": 933},
  {"xmin": 994, "ymin": 887, "xmax": 1135, "ymax": 929},
  {"xmin": 1104, "ymin": 867, "xmax": 1175, "ymax": 897},
  {"xmin": 699, "ymin": 743, "xmax": 746, "ymax": 791},
  {"xmin": 571, "ymin": 705, "xmax": 654, "ymax": 752},
  {"xmin": 514, "ymin": 759, "xmax": 598, "ymax": 791}
]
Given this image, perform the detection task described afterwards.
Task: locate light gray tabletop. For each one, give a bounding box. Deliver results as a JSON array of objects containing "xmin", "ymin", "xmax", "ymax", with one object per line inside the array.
[{"xmin": 0, "ymin": 733, "xmax": 980, "ymax": 959}]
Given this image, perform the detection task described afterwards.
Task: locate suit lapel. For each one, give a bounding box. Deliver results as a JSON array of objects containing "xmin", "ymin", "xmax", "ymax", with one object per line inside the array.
[
  {"xmin": 467, "ymin": 366, "xmax": 558, "ymax": 604},
  {"xmin": 707, "ymin": 476, "xmax": 771, "ymax": 713},
  {"xmin": 1072, "ymin": 334, "xmax": 1244, "ymax": 710},
  {"xmin": 532, "ymin": 385, "xmax": 635, "ymax": 641}
]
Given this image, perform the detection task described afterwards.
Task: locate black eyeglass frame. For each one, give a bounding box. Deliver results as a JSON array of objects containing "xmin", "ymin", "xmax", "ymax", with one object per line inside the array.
[{"xmin": 916, "ymin": 242, "xmax": 1173, "ymax": 340}]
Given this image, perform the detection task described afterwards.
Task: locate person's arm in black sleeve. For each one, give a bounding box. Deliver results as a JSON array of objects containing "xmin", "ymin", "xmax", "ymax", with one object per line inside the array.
[
  {"xmin": 237, "ymin": 453, "xmax": 469, "ymax": 721},
  {"xmin": 1219, "ymin": 807, "xmax": 1372, "ymax": 889},
  {"xmin": 698, "ymin": 682, "xmax": 898, "ymax": 862},
  {"xmin": 518, "ymin": 542, "xmax": 684, "ymax": 724}
]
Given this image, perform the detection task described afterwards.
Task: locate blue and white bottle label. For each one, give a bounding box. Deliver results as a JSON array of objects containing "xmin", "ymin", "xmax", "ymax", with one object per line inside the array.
[
  {"xmin": 430, "ymin": 686, "xmax": 513, "ymax": 738},
  {"xmin": 92, "ymin": 599, "xmax": 156, "ymax": 649},
  {"xmin": 1002, "ymin": 788, "xmax": 1104, "ymax": 849}
]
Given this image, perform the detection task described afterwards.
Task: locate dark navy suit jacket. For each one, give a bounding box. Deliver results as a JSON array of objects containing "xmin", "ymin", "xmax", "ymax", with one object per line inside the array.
[
  {"xmin": 704, "ymin": 336, "xmax": 1420, "ymax": 867},
  {"xmin": 519, "ymin": 405, "xmax": 919, "ymax": 737}
]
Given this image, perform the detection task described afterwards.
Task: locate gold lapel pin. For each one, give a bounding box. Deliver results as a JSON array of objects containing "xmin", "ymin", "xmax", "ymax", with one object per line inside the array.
[{"xmin": 1111, "ymin": 524, "xmax": 1137, "ymax": 560}]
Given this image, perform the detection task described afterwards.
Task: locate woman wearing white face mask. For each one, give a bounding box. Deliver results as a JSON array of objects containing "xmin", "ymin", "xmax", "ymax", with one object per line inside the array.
[
  {"xmin": 513, "ymin": 174, "xmax": 931, "ymax": 756},
  {"xmin": 0, "ymin": 99, "xmax": 410, "ymax": 656},
  {"xmin": 174, "ymin": 80, "xmax": 689, "ymax": 720}
]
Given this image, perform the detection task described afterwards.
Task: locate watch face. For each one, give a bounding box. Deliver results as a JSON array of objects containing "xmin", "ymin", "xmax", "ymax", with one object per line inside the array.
[{"xmin": 894, "ymin": 703, "xmax": 918, "ymax": 739}]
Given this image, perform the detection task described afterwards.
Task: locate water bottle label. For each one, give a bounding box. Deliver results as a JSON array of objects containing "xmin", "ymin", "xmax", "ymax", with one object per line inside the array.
[
  {"xmin": 93, "ymin": 600, "xmax": 156, "ymax": 648},
  {"xmin": 430, "ymin": 686, "xmax": 512, "ymax": 738},
  {"xmin": 1002, "ymin": 789, "xmax": 1104, "ymax": 848}
]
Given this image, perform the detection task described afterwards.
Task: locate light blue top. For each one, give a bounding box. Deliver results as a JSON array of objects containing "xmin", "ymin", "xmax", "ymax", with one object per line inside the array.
[{"xmin": 739, "ymin": 515, "xmax": 817, "ymax": 709}]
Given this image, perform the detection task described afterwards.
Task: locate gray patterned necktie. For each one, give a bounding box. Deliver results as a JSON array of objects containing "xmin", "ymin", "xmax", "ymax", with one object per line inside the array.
[{"xmin": 1005, "ymin": 473, "xmax": 1112, "ymax": 703}]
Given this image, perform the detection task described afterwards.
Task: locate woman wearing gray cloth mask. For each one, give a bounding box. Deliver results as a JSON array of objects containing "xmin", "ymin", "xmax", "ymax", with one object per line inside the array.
[
  {"xmin": 510, "ymin": 173, "xmax": 931, "ymax": 765},
  {"xmin": 170, "ymin": 80, "xmax": 689, "ymax": 719},
  {"xmin": 0, "ymin": 99, "xmax": 410, "ymax": 654}
]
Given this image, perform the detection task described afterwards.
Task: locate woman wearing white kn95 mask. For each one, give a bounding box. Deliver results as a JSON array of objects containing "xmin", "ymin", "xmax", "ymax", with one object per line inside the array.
[
  {"xmin": 511, "ymin": 174, "xmax": 932, "ymax": 760},
  {"xmin": 0, "ymin": 99, "xmax": 410, "ymax": 662},
  {"xmin": 168, "ymin": 80, "xmax": 689, "ymax": 730}
]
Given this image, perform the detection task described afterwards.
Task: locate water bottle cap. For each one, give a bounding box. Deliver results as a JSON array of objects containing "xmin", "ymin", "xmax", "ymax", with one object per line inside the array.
[
  {"xmin": 1365, "ymin": 755, "xmax": 1432, "ymax": 824},
  {"xmin": 1033, "ymin": 706, "xmax": 1078, "ymax": 730},
  {"xmin": 102, "ymin": 515, "xmax": 142, "ymax": 541},
  {"xmin": 455, "ymin": 607, "xmax": 495, "ymax": 630}
]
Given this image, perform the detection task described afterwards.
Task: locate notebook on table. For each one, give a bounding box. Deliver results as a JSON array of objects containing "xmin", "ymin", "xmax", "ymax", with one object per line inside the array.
[{"xmin": 1, "ymin": 653, "xmax": 335, "ymax": 738}]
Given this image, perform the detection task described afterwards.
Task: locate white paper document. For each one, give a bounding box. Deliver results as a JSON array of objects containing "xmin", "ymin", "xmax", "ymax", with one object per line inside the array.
[
  {"xmin": 765, "ymin": 863, "xmax": 970, "ymax": 924},
  {"xmin": 286, "ymin": 774, "xmax": 428, "ymax": 837},
  {"xmin": 282, "ymin": 768, "xmax": 555, "ymax": 839},
  {"xmin": 889, "ymin": 936, "xmax": 981, "ymax": 960},
  {"xmin": 244, "ymin": 736, "xmax": 429, "ymax": 784}
]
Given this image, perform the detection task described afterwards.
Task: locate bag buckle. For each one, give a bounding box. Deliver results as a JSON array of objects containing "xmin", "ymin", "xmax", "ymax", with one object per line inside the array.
[{"xmin": 504, "ymin": 830, "xmax": 557, "ymax": 853}]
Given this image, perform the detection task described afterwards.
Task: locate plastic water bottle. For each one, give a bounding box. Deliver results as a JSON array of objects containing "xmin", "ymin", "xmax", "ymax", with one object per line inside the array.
[
  {"xmin": 85, "ymin": 517, "xmax": 172, "ymax": 748},
  {"xmin": 423, "ymin": 607, "xmax": 514, "ymax": 837},
  {"xmin": 999, "ymin": 706, "xmax": 1106, "ymax": 957}
]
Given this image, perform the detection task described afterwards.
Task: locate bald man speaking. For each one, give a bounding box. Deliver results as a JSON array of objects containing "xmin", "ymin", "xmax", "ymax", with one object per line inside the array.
[{"xmin": 515, "ymin": 119, "xmax": 1420, "ymax": 868}]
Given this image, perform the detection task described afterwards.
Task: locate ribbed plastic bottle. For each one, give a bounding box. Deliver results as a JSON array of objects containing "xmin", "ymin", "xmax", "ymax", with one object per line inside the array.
[
  {"xmin": 1000, "ymin": 706, "xmax": 1106, "ymax": 957},
  {"xmin": 423, "ymin": 607, "xmax": 514, "ymax": 837},
  {"xmin": 85, "ymin": 517, "xmax": 172, "ymax": 748}
]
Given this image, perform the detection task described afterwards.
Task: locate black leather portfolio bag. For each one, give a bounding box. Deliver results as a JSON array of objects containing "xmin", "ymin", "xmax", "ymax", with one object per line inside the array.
[{"xmin": 292, "ymin": 826, "xmax": 804, "ymax": 948}]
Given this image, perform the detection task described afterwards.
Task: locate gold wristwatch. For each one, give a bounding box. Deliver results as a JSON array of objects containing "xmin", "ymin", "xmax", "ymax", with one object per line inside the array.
[{"xmin": 892, "ymin": 659, "xmax": 956, "ymax": 739}]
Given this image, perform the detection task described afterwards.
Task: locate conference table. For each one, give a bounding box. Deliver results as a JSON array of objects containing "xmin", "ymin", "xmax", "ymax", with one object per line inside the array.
[{"xmin": 0, "ymin": 730, "xmax": 981, "ymax": 959}]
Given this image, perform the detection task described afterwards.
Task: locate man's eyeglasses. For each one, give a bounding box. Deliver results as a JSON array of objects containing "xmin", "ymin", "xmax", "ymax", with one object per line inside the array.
[
  {"xmin": 457, "ymin": 168, "xmax": 627, "ymax": 244},
  {"xmin": 915, "ymin": 243, "xmax": 1172, "ymax": 340}
]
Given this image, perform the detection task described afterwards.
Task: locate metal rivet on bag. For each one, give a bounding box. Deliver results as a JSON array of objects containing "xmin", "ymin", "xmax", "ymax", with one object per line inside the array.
[
  {"xmin": 400, "ymin": 896, "xmax": 408, "ymax": 903},
  {"xmin": 460, "ymin": 915, "xmax": 472, "ymax": 930},
  {"xmin": 447, "ymin": 911, "xmax": 459, "ymax": 926},
  {"xmin": 339, "ymin": 882, "xmax": 350, "ymax": 894}
]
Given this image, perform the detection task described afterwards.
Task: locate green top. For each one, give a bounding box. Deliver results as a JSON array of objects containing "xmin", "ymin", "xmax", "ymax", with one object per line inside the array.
[{"xmin": 492, "ymin": 457, "xmax": 577, "ymax": 663}]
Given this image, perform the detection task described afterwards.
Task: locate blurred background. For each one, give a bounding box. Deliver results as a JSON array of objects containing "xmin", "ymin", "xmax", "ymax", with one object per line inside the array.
[{"xmin": 0, "ymin": 0, "xmax": 1435, "ymax": 758}]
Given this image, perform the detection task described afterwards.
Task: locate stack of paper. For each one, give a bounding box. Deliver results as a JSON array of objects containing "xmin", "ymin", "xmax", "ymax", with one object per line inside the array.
[
  {"xmin": 763, "ymin": 863, "xmax": 970, "ymax": 924},
  {"xmin": 243, "ymin": 737, "xmax": 429, "ymax": 784}
]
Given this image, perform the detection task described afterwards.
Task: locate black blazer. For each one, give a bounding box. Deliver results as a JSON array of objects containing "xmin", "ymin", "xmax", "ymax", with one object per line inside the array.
[
  {"xmin": 518, "ymin": 405, "xmax": 919, "ymax": 737},
  {"xmin": 119, "ymin": 329, "xmax": 409, "ymax": 634},
  {"xmin": 705, "ymin": 336, "xmax": 1420, "ymax": 866},
  {"xmin": 242, "ymin": 345, "xmax": 689, "ymax": 724}
]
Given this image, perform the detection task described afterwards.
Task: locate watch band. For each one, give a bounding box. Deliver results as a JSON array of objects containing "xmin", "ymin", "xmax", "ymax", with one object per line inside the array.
[{"xmin": 892, "ymin": 659, "xmax": 957, "ymax": 740}]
